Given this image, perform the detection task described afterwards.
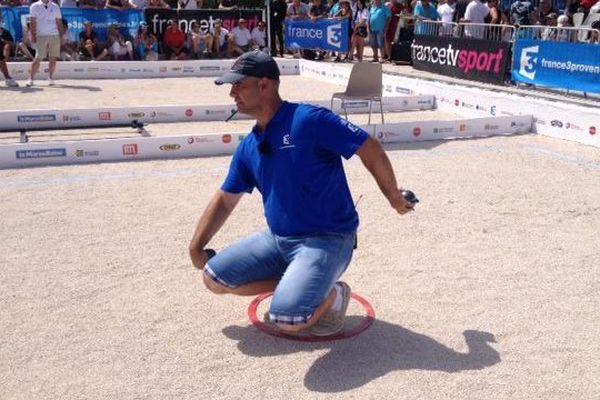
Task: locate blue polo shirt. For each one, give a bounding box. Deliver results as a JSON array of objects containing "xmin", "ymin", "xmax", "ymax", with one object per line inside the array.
[{"xmin": 222, "ymin": 101, "xmax": 369, "ymax": 236}]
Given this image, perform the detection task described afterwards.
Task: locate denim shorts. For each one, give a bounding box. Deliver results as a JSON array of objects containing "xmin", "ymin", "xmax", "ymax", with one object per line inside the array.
[
  {"xmin": 369, "ymin": 30, "xmax": 385, "ymax": 50},
  {"xmin": 204, "ymin": 229, "xmax": 355, "ymax": 325}
]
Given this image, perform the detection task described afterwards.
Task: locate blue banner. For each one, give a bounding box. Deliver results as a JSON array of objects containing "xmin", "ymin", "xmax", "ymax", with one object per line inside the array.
[
  {"xmin": 285, "ymin": 19, "xmax": 349, "ymax": 52},
  {"xmin": 1, "ymin": 7, "xmax": 143, "ymax": 42},
  {"xmin": 512, "ymin": 39, "xmax": 600, "ymax": 94}
]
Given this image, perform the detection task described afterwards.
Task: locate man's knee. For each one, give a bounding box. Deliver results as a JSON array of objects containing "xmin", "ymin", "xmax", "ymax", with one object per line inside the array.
[{"xmin": 202, "ymin": 271, "xmax": 229, "ymax": 294}]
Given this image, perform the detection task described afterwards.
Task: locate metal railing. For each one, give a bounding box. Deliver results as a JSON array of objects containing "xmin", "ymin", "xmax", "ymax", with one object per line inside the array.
[
  {"xmin": 414, "ymin": 20, "xmax": 516, "ymax": 42},
  {"xmin": 516, "ymin": 25, "xmax": 600, "ymax": 43}
]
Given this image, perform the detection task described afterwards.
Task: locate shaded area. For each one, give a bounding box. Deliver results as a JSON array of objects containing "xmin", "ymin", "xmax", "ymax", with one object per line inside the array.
[{"xmin": 223, "ymin": 317, "xmax": 500, "ymax": 392}]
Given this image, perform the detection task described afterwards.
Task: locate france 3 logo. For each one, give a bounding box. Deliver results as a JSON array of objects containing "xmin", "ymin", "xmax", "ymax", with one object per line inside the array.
[
  {"xmin": 326, "ymin": 23, "xmax": 343, "ymax": 49},
  {"xmin": 518, "ymin": 45, "xmax": 539, "ymax": 81}
]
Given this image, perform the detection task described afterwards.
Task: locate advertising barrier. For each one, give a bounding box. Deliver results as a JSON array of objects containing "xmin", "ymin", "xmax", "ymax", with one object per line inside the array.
[
  {"xmin": 6, "ymin": 59, "xmax": 299, "ymax": 80},
  {"xmin": 374, "ymin": 115, "xmax": 533, "ymax": 143},
  {"xmin": 411, "ymin": 35, "xmax": 511, "ymax": 85},
  {"xmin": 0, "ymin": 96, "xmax": 434, "ymax": 133},
  {"xmin": 512, "ymin": 39, "xmax": 600, "ymax": 94},
  {"xmin": 285, "ymin": 19, "xmax": 349, "ymax": 53}
]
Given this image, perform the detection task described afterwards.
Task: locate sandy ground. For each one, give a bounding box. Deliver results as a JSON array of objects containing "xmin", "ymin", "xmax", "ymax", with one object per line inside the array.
[{"xmin": 1, "ymin": 74, "xmax": 600, "ymax": 400}]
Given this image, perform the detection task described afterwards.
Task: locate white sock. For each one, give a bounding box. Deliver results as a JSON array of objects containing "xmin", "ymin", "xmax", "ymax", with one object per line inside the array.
[{"xmin": 331, "ymin": 283, "xmax": 344, "ymax": 312}]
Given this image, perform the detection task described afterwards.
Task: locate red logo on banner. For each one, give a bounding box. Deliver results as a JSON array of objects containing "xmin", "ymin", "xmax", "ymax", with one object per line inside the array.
[
  {"xmin": 122, "ymin": 144, "xmax": 138, "ymax": 155},
  {"xmin": 222, "ymin": 134, "xmax": 232, "ymax": 143},
  {"xmin": 413, "ymin": 127, "xmax": 421, "ymax": 137},
  {"xmin": 185, "ymin": 109, "xmax": 193, "ymax": 117},
  {"xmin": 590, "ymin": 126, "xmax": 596, "ymax": 135},
  {"xmin": 98, "ymin": 112, "xmax": 111, "ymax": 121}
]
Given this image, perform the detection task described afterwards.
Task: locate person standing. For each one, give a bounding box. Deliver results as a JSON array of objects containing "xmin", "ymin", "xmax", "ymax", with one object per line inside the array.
[
  {"xmin": 28, "ymin": 0, "xmax": 64, "ymax": 86},
  {"xmin": 189, "ymin": 51, "xmax": 415, "ymax": 337},
  {"xmin": 269, "ymin": 0, "xmax": 287, "ymax": 57},
  {"xmin": 369, "ymin": 0, "xmax": 392, "ymax": 62}
]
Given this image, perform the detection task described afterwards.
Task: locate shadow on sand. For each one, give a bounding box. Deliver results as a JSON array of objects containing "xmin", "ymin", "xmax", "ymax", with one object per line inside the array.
[{"xmin": 223, "ymin": 317, "xmax": 500, "ymax": 393}]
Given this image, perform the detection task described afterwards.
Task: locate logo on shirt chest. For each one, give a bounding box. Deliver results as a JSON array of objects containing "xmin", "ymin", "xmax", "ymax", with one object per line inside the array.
[{"xmin": 280, "ymin": 134, "xmax": 296, "ymax": 149}]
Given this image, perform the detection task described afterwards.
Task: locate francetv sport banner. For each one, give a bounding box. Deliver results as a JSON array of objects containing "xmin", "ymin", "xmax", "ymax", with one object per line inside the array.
[
  {"xmin": 512, "ymin": 40, "xmax": 600, "ymax": 94},
  {"xmin": 144, "ymin": 8, "xmax": 263, "ymax": 40},
  {"xmin": 285, "ymin": 19, "xmax": 349, "ymax": 53},
  {"xmin": 411, "ymin": 35, "xmax": 511, "ymax": 85}
]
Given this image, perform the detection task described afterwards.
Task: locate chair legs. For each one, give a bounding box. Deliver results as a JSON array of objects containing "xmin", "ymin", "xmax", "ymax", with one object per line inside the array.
[
  {"xmin": 368, "ymin": 100, "xmax": 373, "ymax": 125},
  {"xmin": 379, "ymin": 98, "xmax": 384, "ymax": 124}
]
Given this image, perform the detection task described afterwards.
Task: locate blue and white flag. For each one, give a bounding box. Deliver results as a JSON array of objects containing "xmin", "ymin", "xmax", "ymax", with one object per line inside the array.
[{"xmin": 285, "ymin": 19, "xmax": 349, "ymax": 52}]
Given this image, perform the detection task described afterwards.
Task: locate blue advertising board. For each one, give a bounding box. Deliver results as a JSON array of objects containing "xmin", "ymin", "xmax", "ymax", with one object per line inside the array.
[
  {"xmin": 512, "ymin": 39, "xmax": 600, "ymax": 94},
  {"xmin": 1, "ymin": 7, "xmax": 143, "ymax": 42},
  {"xmin": 285, "ymin": 19, "xmax": 349, "ymax": 53}
]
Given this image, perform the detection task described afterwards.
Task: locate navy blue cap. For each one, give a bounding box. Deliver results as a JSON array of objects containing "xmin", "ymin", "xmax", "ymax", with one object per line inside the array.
[{"xmin": 214, "ymin": 50, "xmax": 280, "ymax": 85}]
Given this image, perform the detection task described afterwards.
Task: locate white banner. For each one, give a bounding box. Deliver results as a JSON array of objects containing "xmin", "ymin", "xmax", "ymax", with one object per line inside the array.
[
  {"xmin": 0, "ymin": 97, "xmax": 434, "ymax": 132},
  {"xmin": 6, "ymin": 59, "xmax": 300, "ymax": 80}
]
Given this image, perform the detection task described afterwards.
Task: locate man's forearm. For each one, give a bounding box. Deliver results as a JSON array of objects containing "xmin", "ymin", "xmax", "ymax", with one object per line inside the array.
[{"xmin": 357, "ymin": 137, "xmax": 401, "ymax": 203}]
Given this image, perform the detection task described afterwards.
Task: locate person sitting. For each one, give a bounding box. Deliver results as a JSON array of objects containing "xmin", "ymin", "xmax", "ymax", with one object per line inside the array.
[
  {"xmin": 17, "ymin": 18, "xmax": 37, "ymax": 60},
  {"xmin": 287, "ymin": 0, "xmax": 310, "ymax": 20},
  {"xmin": 107, "ymin": 24, "xmax": 134, "ymax": 61},
  {"xmin": 206, "ymin": 19, "xmax": 231, "ymax": 58},
  {"xmin": 105, "ymin": 0, "xmax": 130, "ymax": 10},
  {"xmin": 147, "ymin": 0, "xmax": 170, "ymax": 8},
  {"xmin": 135, "ymin": 21, "xmax": 159, "ymax": 60},
  {"xmin": 0, "ymin": 24, "xmax": 18, "ymax": 87},
  {"xmin": 163, "ymin": 19, "xmax": 189, "ymax": 60},
  {"xmin": 230, "ymin": 18, "xmax": 252, "ymax": 57},
  {"xmin": 59, "ymin": 19, "xmax": 78, "ymax": 61},
  {"xmin": 78, "ymin": 21, "xmax": 109, "ymax": 61},
  {"xmin": 188, "ymin": 20, "xmax": 209, "ymax": 59},
  {"xmin": 178, "ymin": 0, "xmax": 203, "ymax": 9},
  {"xmin": 250, "ymin": 20, "xmax": 267, "ymax": 51}
]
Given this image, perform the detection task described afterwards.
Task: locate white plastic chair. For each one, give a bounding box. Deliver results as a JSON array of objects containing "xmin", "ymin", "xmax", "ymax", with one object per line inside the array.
[{"xmin": 330, "ymin": 62, "xmax": 384, "ymax": 125}]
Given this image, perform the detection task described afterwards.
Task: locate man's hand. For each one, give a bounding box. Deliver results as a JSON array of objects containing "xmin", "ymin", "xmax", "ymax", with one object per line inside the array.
[{"xmin": 388, "ymin": 189, "xmax": 415, "ymax": 215}]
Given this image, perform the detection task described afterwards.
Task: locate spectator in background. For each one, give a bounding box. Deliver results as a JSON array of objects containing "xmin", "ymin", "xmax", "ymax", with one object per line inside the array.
[
  {"xmin": 270, "ymin": 0, "xmax": 287, "ymax": 57},
  {"xmin": 135, "ymin": 21, "xmax": 158, "ymax": 60},
  {"xmin": 129, "ymin": 0, "xmax": 149, "ymax": 8},
  {"xmin": 79, "ymin": 0, "xmax": 105, "ymax": 9},
  {"xmin": 250, "ymin": 20, "xmax": 267, "ymax": 51},
  {"xmin": 369, "ymin": 0, "xmax": 391, "ymax": 62},
  {"xmin": 0, "ymin": 25, "xmax": 19, "ymax": 87},
  {"xmin": 105, "ymin": 0, "xmax": 131, "ymax": 10},
  {"xmin": 589, "ymin": 20, "xmax": 600, "ymax": 43},
  {"xmin": 437, "ymin": 0, "xmax": 456, "ymax": 35},
  {"xmin": 147, "ymin": 0, "xmax": 170, "ymax": 8},
  {"xmin": 188, "ymin": 20, "xmax": 208, "ymax": 59},
  {"xmin": 384, "ymin": 0, "xmax": 405, "ymax": 61},
  {"xmin": 230, "ymin": 18, "xmax": 252, "ymax": 57},
  {"xmin": 107, "ymin": 23, "xmax": 134, "ymax": 60},
  {"xmin": 60, "ymin": 0, "xmax": 77, "ymax": 7},
  {"xmin": 309, "ymin": 0, "xmax": 330, "ymax": 60},
  {"xmin": 163, "ymin": 19, "xmax": 188, "ymax": 60},
  {"xmin": 59, "ymin": 18, "xmax": 78, "ymax": 60},
  {"xmin": 462, "ymin": 0, "xmax": 488, "ymax": 38},
  {"xmin": 206, "ymin": 18, "xmax": 231, "ymax": 58},
  {"xmin": 413, "ymin": 0, "xmax": 439, "ymax": 35},
  {"xmin": 27, "ymin": 0, "xmax": 64, "ymax": 87},
  {"xmin": 17, "ymin": 18, "xmax": 37, "ymax": 60},
  {"xmin": 510, "ymin": 0, "xmax": 534, "ymax": 26},
  {"xmin": 329, "ymin": 0, "xmax": 342, "ymax": 18},
  {"xmin": 287, "ymin": 0, "xmax": 310, "ymax": 20},
  {"xmin": 78, "ymin": 20, "xmax": 108, "ymax": 61},
  {"xmin": 333, "ymin": 0, "xmax": 352, "ymax": 61},
  {"xmin": 351, "ymin": 0, "xmax": 369, "ymax": 61},
  {"xmin": 535, "ymin": 0, "xmax": 557, "ymax": 25},
  {"xmin": 178, "ymin": 0, "xmax": 203, "ymax": 9},
  {"xmin": 218, "ymin": 0, "xmax": 237, "ymax": 9},
  {"xmin": 453, "ymin": 0, "xmax": 469, "ymax": 23}
]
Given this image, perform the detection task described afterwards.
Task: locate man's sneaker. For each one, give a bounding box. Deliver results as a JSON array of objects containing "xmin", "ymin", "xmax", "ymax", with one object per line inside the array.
[
  {"xmin": 5, "ymin": 78, "xmax": 19, "ymax": 87},
  {"xmin": 26, "ymin": 80, "xmax": 34, "ymax": 87},
  {"xmin": 310, "ymin": 281, "xmax": 351, "ymax": 337},
  {"xmin": 48, "ymin": 79, "xmax": 55, "ymax": 86}
]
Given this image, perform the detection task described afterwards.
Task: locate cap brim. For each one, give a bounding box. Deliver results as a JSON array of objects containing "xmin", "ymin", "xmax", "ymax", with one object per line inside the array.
[{"xmin": 214, "ymin": 71, "xmax": 246, "ymax": 85}]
